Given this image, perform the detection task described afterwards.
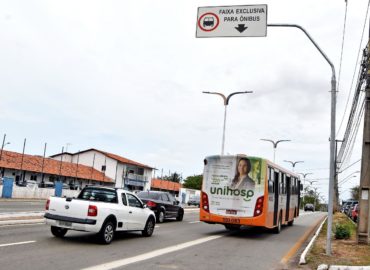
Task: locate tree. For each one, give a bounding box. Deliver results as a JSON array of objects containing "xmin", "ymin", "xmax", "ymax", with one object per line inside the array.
[
  {"xmin": 350, "ymin": 185, "xmax": 360, "ymax": 200},
  {"xmin": 183, "ymin": 175, "xmax": 202, "ymax": 190},
  {"xmin": 161, "ymin": 172, "xmax": 182, "ymax": 183}
]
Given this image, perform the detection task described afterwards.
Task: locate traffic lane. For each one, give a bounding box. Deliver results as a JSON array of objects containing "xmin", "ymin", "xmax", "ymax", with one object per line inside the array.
[
  {"xmin": 109, "ymin": 212, "xmax": 326, "ymax": 270},
  {"xmin": 0, "ymin": 211, "xmax": 323, "ymax": 270},
  {"xmin": 0, "ymin": 201, "xmax": 46, "ymax": 213},
  {"xmin": 0, "ymin": 211, "xmax": 227, "ymax": 270}
]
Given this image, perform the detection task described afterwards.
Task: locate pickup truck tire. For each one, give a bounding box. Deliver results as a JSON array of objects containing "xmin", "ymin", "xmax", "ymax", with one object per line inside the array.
[
  {"xmin": 98, "ymin": 221, "xmax": 115, "ymax": 244},
  {"xmin": 157, "ymin": 210, "xmax": 165, "ymax": 223},
  {"xmin": 142, "ymin": 217, "xmax": 155, "ymax": 237},
  {"xmin": 51, "ymin": 226, "xmax": 68, "ymax": 238},
  {"xmin": 176, "ymin": 209, "xmax": 184, "ymax": 221}
]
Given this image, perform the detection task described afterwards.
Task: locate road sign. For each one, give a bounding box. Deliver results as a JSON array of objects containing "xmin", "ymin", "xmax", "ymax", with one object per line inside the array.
[{"xmin": 196, "ymin": 5, "xmax": 267, "ymax": 38}]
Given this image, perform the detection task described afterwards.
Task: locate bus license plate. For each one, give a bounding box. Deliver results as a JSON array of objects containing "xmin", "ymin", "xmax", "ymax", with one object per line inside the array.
[
  {"xmin": 226, "ymin": 209, "xmax": 237, "ymax": 215},
  {"xmin": 223, "ymin": 218, "xmax": 240, "ymax": 224},
  {"xmin": 59, "ymin": 221, "xmax": 72, "ymax": 227}
]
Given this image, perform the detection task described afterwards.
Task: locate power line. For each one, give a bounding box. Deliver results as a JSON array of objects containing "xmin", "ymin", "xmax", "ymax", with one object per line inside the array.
[
  {"xmin": 336, "ymin": 0, "xmax": 348, "ymax": 102},
  {"xmin": 336, "ymin": 0, "xmax": 370, "ymax": 136}
]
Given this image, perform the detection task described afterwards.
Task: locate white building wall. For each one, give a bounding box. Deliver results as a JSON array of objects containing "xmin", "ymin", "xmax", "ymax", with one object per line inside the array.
[{"xmin": 50, "ymin": 149, "xmax": 153, "ymax": 190}]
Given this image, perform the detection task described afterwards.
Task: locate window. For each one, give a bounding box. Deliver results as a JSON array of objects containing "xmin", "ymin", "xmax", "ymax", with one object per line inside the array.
[
  {"xmin": 161, "ymin": 193, "xmax": 170, "ymax": 202},
  {"xmin": 282, "ymin": 174, "xmax": 286, "ymax": 194},
  {"xmin": 137, "ymin": 168, "xmax": 144, "ymax": 175},
  {"xmin": 121, "ymin": 193, "xmax": 127, "ymax": 206},
  {"xmin": 268, "ymin": 180, "xmax": 274, "ymax": 193},
  {"xmin": 78, "ymin": 188, "xmax": 117, "ymax": 203},
  {"xmin": 30, "ymin": 174, "xmax": 37, "ymax": 181},
  {"xmin": 127, "ymin": 194, "xmax": 142, "ymax": 208}
]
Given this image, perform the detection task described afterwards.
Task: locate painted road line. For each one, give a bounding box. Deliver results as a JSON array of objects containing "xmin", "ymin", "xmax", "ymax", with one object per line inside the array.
[
  {"xmin": 189, "ymin": 221, "xmax": 200, "ymax": 224},
  {"xmin": 0, "ymin": 241, "xmax": 36, "ymax": 248},
  {"xmin": 82, "ymin": 235, "xmax": 223, "ymax": 270},
  {"xmin": 0, "ymin": 219, "xmax": 45, "ymax": 226}
]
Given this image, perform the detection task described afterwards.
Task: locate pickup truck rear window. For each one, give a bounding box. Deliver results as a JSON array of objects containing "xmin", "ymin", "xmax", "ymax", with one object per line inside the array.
[{"xmin": 78, "ymin": 188, "xmax": 118, "ymax": 203}]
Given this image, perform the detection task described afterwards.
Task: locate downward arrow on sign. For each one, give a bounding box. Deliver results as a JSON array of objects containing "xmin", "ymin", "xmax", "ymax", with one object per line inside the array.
[{"xmin": 235, "ymin": 24, "xmax": 248, "ymax": 33}]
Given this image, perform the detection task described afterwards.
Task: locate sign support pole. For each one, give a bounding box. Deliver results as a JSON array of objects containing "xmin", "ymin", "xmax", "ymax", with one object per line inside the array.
[{"xmin": 267, "ymin": 23, "xmax": 336, "ymax": 256}]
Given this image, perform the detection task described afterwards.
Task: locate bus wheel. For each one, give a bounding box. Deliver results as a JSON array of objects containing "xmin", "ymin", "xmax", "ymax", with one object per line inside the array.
[
  {"xmin": 273, "ymin": 215, "xmax": 282, "ymax": 234},
  {"xmin": 224, "ymin": 224, "xmax": 241, "ymax": 231},
  {"xmin": 287, "ymin": 219, "xmax": 294, "ymax": 226}
]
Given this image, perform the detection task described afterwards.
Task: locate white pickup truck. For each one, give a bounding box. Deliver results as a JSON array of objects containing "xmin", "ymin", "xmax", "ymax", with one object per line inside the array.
[{"xmin": 44, "ymin": 186, "xmax": 156, "ymax": 244}]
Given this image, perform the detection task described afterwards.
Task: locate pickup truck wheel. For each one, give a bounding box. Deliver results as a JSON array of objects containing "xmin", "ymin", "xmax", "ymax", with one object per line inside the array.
[
  {"xmin": 142, "ymin": 217, "xmax": 155, "ymax": 237},
  {"xmin": 157, "ymin": 211, "xmax": 165, "ymax": 223},
  {"xmin": 98, "ymin": 221, "xmax": 115, "ymax": 244},
  {"xmin": 51, "ymin": 226, "xmax": 68, "ymax": 238},
  {"xmin": 176, "ymin": 209, "xmax": 184, "ymax": 221}
]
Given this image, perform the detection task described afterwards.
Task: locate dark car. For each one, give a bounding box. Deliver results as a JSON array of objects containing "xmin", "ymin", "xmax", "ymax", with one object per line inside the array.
[
  {"xmin": 137, "ymin": 191, "xmax": 184, "ymax": 223},
  {"xmin": 304, "ymin": 203, "xmax": 314, "ymax": 212},
  {"xmin": 187, "ymin": 195, "xmax": 200, "ymax": 207}
]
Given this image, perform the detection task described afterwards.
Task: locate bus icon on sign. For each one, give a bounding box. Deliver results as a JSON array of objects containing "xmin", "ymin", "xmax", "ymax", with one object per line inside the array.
[
  {"xmin": 203, "ymin": 17, "xmax": 214, "ymax": 27},
  {"xmin": 198, "ymin": 12, "xmax": 220, "ymax": 32}
]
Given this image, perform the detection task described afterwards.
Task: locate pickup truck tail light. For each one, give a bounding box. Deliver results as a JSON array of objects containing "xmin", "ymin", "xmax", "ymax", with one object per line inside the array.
[
  {"xmin": 88, "ymin": 205, "xmax": 98, "ymax": 217},
  {"xmin": 45, "ymin": 199, "xmax": 50, "ymax": 210},
  {"xmin": 146, "ymin": 201, "xmax": 157, "ymax": 207}
]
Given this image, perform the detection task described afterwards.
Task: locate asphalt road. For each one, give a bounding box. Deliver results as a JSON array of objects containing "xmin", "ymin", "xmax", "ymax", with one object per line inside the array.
[{"xmin": 0, "ymin": 209, "xmax": 325, "ymax": 270}]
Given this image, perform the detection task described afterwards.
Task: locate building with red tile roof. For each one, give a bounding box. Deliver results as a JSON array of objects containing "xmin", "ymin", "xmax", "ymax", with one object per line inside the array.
[
  {"xmin": 0, "ymin": 150, "xmax": 113, "ymax": 187},
  {"xmin": 50, "ymin": 148, "xmax": 154, "ymax": 191}
]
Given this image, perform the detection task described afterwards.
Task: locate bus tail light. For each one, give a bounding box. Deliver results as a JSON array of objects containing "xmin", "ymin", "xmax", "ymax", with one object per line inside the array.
[
  {"xmin": 201, "ymin": 192, "xmax": 209, "ymax": 213},
  {"xmin": 254, "ymin": 196, "xmax": 264, "ymax": 217},
  {"xmin": 45, "ymin": 199, "xmax": 50, "ymax": 210},
  {"xmin": 88, "ymin": 205, "xmax": 98, "ymax": 217}
]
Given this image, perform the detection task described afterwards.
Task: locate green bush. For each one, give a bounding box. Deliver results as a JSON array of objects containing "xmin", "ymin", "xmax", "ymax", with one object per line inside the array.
[{"xmin": 335, "ymin": 223, "xmax": 351, "ymax": 239}]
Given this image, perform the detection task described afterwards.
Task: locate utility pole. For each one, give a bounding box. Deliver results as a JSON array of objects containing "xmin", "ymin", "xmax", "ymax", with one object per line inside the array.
[
  {"xmin": 358, "ymin": 40, "xmax": 370, "ymax": 244},
  {"xmin": 334, "ymin": 139, "xmax": 344, "ymax": 212}
]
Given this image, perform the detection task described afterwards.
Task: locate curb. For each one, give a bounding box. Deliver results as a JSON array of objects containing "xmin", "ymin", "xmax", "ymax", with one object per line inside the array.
[
  {"xmin": 318, "ymin": 265, "xmax": 370, "ymax": 270},
  {"xmin": 299, "ymin": 215, "xmax": 328, "ymax": 265}
]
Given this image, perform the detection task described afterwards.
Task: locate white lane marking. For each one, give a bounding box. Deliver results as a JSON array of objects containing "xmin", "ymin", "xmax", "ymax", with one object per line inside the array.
[
  {"xmin": 82, "ymin": 235, "xmax": 223, "ymax": 270},
  {"xmin": 155, "ymin": 225, "xmax": 160, "ymax": 228},
  {"xmin": 189, "ymin": 221, "xmax": 200, "ymax": 224},
  {"xmin": 0, "ymin": 241, "xmax": 36, "ymax": 248}
]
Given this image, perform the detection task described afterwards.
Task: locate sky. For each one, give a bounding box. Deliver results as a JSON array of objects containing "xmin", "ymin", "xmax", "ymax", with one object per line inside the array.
[{"xmin": 0, "ymin": 0, "xmax": 368, "ymax": 202}]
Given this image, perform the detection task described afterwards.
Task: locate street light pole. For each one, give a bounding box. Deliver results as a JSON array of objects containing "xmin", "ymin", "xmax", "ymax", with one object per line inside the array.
[
  {"xmin": 0, "ymin": 134, "xmax": 10, "ymax": 161},
  {"xmin": 268, "ymin": 23, "xmax": 336, "ymax": 256},
  {"xmin": 260, "ymin": 139, "xmax": 291, "ymax": 163},
  {"xmin": 203, "ymin": 91, "xmax": 253, "ymax": 155},
  {"xmin": 283, "ymin": 160, "xmax": 304, "ymax": 172}
]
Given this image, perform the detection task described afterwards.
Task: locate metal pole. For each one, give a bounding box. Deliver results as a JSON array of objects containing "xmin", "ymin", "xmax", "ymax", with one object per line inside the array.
[
  {"xmin": 20, "ymin": 138, "xmax": 26, "ymax": 182},
  {"xmin": 58, "ymin": 147, "xmax": 64, "ymax": 182},
  {"xmin": 0, "ymin": 134, "xmax": 6, "ymax": 161},
  {"xmin": 221, "ymin": 104, "xmax": 227, "ymax": 155},
  {"xmin": 41, "ymin": 143, "xmax": 47, "ymax": 184},
  {"xmin": 203, "ymin": 91, "xmax": 253, "ymax": 155},
  {"xmin": 268, "ymin": 23, "xmax": 337, "ymax": 255}
]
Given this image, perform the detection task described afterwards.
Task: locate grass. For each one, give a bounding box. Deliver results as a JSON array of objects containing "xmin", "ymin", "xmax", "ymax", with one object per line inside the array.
[{"xmin": 304, "ymin": 212, "xmax": 370, "ymax": 269}]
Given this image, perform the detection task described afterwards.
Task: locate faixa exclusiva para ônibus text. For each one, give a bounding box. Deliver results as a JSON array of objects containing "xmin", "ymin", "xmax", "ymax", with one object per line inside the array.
[{"xmin": 219, "ymin": 7, "xmax": 265, "ymax": 22}]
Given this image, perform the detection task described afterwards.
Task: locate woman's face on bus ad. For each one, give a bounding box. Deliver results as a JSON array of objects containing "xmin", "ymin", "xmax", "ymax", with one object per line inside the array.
[{"xmin": 238, "ymin": 159, "xmax": 249, "ymax": 176}]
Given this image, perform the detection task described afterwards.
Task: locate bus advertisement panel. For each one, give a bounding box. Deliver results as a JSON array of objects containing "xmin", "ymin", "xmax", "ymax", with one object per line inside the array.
[{"xmin": 202, "ymin": 155, "xmax": 265, "ymax": 218}]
